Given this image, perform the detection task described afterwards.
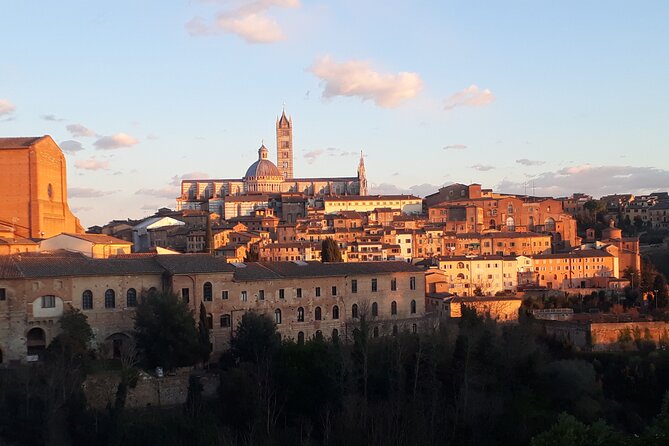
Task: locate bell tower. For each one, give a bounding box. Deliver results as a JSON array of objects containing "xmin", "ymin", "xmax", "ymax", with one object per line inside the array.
[{"xmin": 276, "ymin": 109, "xmax": 293, "ymax": 179}]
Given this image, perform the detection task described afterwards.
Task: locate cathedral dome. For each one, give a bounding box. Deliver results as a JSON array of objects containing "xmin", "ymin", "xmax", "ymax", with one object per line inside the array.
[{"xmin": 245, "ymin": 144, "xmax": 281, "ymax": 178}]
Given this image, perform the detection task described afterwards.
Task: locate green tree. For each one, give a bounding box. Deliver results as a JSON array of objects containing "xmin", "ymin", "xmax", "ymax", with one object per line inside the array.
[
  {"xmin": 531, "ymin": 413, "xmax": 626, "ymax": 446},
  {"xmin": 231, "ymin": 311, "xmax": 280, "ymax": 364},
  {"xmin": 321, "ymin": 237, "xmax": 343, "ymax": 262},
  {"xmin": 134, "ymin": 291, "xmax": 205, "ymax": 370},
  {"xmin": 197, "ymin": 302, "xmax": 212, "ymax": 364},
  {"xmin": 244, "ymin": 249, "xmax": 259, "ymax": 262}
]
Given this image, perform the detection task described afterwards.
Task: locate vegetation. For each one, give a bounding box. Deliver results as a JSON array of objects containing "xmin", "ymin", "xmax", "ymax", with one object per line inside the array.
[{"xmin": 321, "ymin": 237, "xmax": 343, "ymax": 262}]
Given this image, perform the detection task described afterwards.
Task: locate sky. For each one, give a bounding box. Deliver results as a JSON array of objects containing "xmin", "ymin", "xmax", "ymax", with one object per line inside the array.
[{"xmin": 1, "ymin": 0, "xmax": 668, "ymax": 228}]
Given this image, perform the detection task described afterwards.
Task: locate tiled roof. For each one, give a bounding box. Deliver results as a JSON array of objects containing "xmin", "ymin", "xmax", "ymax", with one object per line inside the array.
[
  {"xmin": 324, "ymin": 195, "xmax": 420, "ymax": 202},
  {"xmin": 532, "ymin": 250, "xmax": 613, "ymax": 259},
  {"xmin": 59, "ymin": 233, "xmax": 132, "ymax": 245},
  {"xmin": 233, "ymin": 261, "xmax": 422, "ymax": 281},
  {"xmin": 154, "ymin": 254, "xmax": 236, "ymax": 274},
  {"xmin": 0, "ymin": 136, "xmax": 46, "ymax": 149}
]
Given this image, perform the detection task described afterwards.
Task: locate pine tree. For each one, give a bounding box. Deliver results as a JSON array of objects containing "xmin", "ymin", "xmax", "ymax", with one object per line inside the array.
[
  {"xmin": 321, "ymin": 237, "xmax": 343, "ymax": 262},
  {"xmin": 198, "ymin": 301, "xmax": 212, "ymax": 365}
]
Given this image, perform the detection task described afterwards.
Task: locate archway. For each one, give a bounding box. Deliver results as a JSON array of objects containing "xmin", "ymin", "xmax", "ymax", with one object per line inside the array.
[
  {"xmin": 105, "ymin": 333, "xmax": 131, "ymax": 359},
  {"xmin": 26, "ymin": 327, "xmax": 46, "ymax": 356}
]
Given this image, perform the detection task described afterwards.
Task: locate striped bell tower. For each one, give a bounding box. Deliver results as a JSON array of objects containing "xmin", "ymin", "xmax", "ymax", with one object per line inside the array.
[{"xmin": 276, "ymin": 109, "xmax": 293, "ymax": 179}]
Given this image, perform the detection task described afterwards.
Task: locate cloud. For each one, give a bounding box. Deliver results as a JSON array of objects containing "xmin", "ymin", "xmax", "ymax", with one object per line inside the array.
[
  {"xmin": 68, "ymin": 187, "xmax": 117, "ymax": 198},
  {"xmin": 94, "ymin": 133, "xmax": 139, "ymax": 150},
  {"xmin": 41, "ymin": 114, "xmax": 65, "ymax": 122},
  {"xmin": 59, "ymin": 140, "xmax": 85, "ymax": 153},
  {"xmin": 304, "ymin": 149, "xmax": 324, "ymax": 164},
  {"xmin": 516, "ymin": 158, "xmax": 545, "ymax": 166},
  {"xmin": 444, "ymin": 85, "xmax": 495, "ymax": 110},
  {"xmin": 309, "ymin": 56, "xmax": 423, "ymax": 108},
  {"xmin": 66, "ymin": 123, "xmax": 96, "ymax": 137},
  {"xmin": 74, "ymin": 157, "xmax": 110, "ymax": 171},
  {"xmin": 0, "ymin": 99, "xmax": 16, "ymax": 117},
  {"xmin": 186, "ymin": 0, "xmax": 299, "ymax": 43},
  {"xmin": 470, "ymin": 164, "xmax": 495, "ymax": 171},
  {"xmin": 444, "ymin": 144, "xmax": 467, "ymax": 150},
  {"xmin": 496, "ymin": 165, "xmax": 669, "ymax": 198},
  {"xmin": 169, "ymin": 172, "xmax": 210, "ymax": 186},
  {"xmin": 371, "ymin": 182, "xmax": 443, "ymax": 198},
  {"xmin": 135, "ymin": 188, "xmax": 179, "ymax": 199}
]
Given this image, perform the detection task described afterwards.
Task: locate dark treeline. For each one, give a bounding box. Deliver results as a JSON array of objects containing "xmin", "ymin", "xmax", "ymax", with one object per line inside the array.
[{"xmin": 4, "ymin": 309, "xmax": 669, "ymax": 445}]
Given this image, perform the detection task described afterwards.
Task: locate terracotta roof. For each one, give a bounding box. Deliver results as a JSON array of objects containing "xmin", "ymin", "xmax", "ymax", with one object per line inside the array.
[
  {"xmin": 324, "ymin": 195, "xmax": 420, "ymax": 202},
  {"xmin": 0, "ymin": 136, "xmax": 46, "ymax": 149},
  {"xmin": 233, "ymin": 261, "xmax": 422, "ymax": 281},
  {"xmin": 154, "ymin": 254, "xmax": 236, "ymax": 274},
  {"xmin": 60, "ymin": 233, "xmax": 132, "ymax": 245},
  {"xmin": 532, "ymin": 250, "xmax": 613, "ymax": 259}
]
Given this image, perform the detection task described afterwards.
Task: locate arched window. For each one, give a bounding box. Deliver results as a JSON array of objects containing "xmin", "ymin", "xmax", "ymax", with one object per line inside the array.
[
  {"xmin": 457, "ymin": 262, "xmax": 465, "ymax": 269},
  {"xmin": 332, "ymin": 328, "xmax": 339, "ymax": 342},
  {"xmin": 351, "ymin": 304, "xmax": 359, "ymax": 319},
  {"xmin": 332, "ymin": 305, "xmax": 340, "ymax": 320},
  {"xmin": 315, "ymin": 306, "xmax": 322, "ymax": 321},
  {"xmin": 371, "ymin": 302, "xmax": 378, "ymax": 317},
  {"xmin": 297, "ymin": 331, "xmax": 305, "ymax": 345},
  {"xmin": 297, "ymin": 307, "xmax": 305, "ymax": 322},
  {"xmin": 506, "ymin": 216, "xmax": 515, "ymax": 231},
  {"xmin": 507, "ymin": 204, "xmax": 514, "ymax": 215},
  {"xmin": 457, "ymin": 273, "xmax": 465, "ymax": 280},
  {"xmin": 148, "ymin": 287, "xmax": 157, "ymax": 295},
  {"xmin": 373, "ymin": 326, "xmax": 379, "ymax": 338},
  {"xmin": 82, "ymin": 290, "xmax": 93, "ymax": 310},
  {"xmin": 26, "ymin": 327, "xmax": 46, "ymax": 355},
  {"xmin": 391, "ymin": 301, "xmax": 397, "ymax": 316},
  {"xmin": 220, "ymin": 314, "xmax": 231, "ymax": 328},
  {"xmin": 410, "ymin": 299, "xmax": 416, "ymax": 314},
  {"xmin": 105, "ymin": 289, "xmax": 116, "ymax": 309},
  {"xmin": 203, "ymin": 282, "xmax": 213, "ymax": 301},
  {"xmin": 489, "ymin": 219, "xmax": 496, "ymax": 229},
  {"xmin": 544, "ymin": 217, "xmax": 556, "ymax": 232},
  {"xmin": 275, "ymin": 309, "xmax": 282, "ymax": 324},
  {"xmin": 126, "ymin": 288, "xmax": 137, "ymax": 307},
  {"xmin": 541, "ymin": 275, "xmax": 545, "ymax": 280},
  {"xmin": 315, "ymin": 330, "xmax": 323, "ymax": 341}
]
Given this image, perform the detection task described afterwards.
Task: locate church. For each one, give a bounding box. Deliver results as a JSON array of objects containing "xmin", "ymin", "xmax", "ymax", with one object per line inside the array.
[{"xmin": 176, "ymin": 111, "xmax": 368, "ymax": 221}]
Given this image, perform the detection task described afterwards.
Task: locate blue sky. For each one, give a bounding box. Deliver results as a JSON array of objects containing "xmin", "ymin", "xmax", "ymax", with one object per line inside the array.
[{"xmin": 1, "ymin": 0, "xmax": 668, "ymax": 227}]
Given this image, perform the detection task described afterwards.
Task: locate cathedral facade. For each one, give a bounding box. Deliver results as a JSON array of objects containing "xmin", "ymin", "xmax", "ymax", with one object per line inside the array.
[{"xmin": 176, "ymin": 111, "xmax": 368, "ymax": 218}]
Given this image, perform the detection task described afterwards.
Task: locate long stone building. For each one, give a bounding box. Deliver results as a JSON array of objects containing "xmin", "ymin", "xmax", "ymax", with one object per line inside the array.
[
  {"xmin": 177, "ymin": 111, "xmax": 369, "ymax": 220},
  {"xmin": 0, "ymin": 251, "xmax": 425, "ymax": 365}
]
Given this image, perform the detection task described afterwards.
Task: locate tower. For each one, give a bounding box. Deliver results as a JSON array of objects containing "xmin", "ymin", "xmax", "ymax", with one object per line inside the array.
[
  {"xmin": 276, "ymin": 109, "xmax": 293, "ymax": 179},
  {"xmin": 357, "ymin": 151, "xmax": 368, "ymax": 196}
]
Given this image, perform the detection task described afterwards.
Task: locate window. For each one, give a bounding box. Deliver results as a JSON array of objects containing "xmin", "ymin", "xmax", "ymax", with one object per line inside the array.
[
  {"xmin": 332, "ymin": 305, "xmax": 340, "ymax": 320},
  {"xmin": 506, "ymin": 217, "xmax": 515, "ymax": 231},
  {"xmin": 220, "ymin": 314, "xmax": 231, "ymax": 328},
  {"xmin": 126, "ymin": 288, "xmax": 137, "ymax": 307},
  {"xmin": 221, "ymin": 290, "xmax": 229, "ymax": 300},
  {"xmin": 297, "ymin": 331, "xmax": 305, "ymax": 345},
  {"xmin": 371, "ymin": 302, "xmax": 378, "ymax": 317},
  {"xmin": 0, "ymin": 288, "xmax": 5, "ymax": 301},
  {"xmin": 315, "ymin": 287, "xmax": 321, "ymax": 297},
  {"xmin": 41, "ymin": 295, "xmax": 56, "ymax": 308},
  {"xmin": 148, "ymin": 287, "xmax": 157, "ymax": 296},
  {"xmin": 203, "ymin": 282, "xmax": 213, "ymax": 301},
  {"xmin": 296, "ymin": 288, "xmax": 302, "ymax": 298},
  {"xmin": 391, "ymin": 301, "xmax": 397, "ymax": 316},
  {"xmin": 279, "ymin": 289, "xmax": 285, "ymax": 299},
  {"xmin": 241, "ymin": 291, "xmax": 248, "ymax": 302},
  {"xmin": 410, "ymin": 276, "xmax": 416, "ymax": 290},
  {"xmin": 331, "ymin": 286, "xmax": 337, "ymax": 296},
  {"xmin": 410, "ymin": 299, "xmax": 416, "ymax": 314},
  {"xmin": 258, "ymin": 289, "xmax": 265, "ymax": 301},
  {"xmin": 105, "ymin": 289, "xmax": 116, "ymax": 309},
  {"xmin": 82, "ymin": 290, "xmax": 93, "ymax": 310},
  {"xmin": 332, "ymin": 328, "xmax": 339, "ymax": 341},
  {"xmin": 352, "ymin": 304, "xmax": 359, "ymax": 319},
  {"xmin": 275, "ymin": 309, "xmax": 282, "ymax": 324},
  {"xmin": 351, "ymin": 279, "xmax": 358, "ymax": 293},
  {"xmin": 371, "ymin": 278, "xmax": 378, "ymax": 292},
  {"xmin": 391, "ymin": 278, "xmax": 397, "ymax": 291},
  {"xmin": 297, "ymin": 307, "xmax": 305, "ymax": 322},
  {"xmin": 182, "ymin": 288, "xmax": 190, "ymax": 303},
  {"xmin": 412, "ymin": 323, "xmax": 417, "ymax": 334},
  {"xmin": 315, "ymin": 307, "xmax": 322, "ymax": 321}
]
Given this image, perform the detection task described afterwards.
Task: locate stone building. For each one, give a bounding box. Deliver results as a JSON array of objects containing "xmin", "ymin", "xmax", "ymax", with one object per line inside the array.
[
  {"xmin": 176, "ymin": 111, "xmax": 368, "ymax": 219},
  {"xmin": 0, "ymin": 136, "xmax": 83, "ymax": 239},
  {"xmin": 0, "ymin": 251, "xmax": 425, "ymax": 364}
]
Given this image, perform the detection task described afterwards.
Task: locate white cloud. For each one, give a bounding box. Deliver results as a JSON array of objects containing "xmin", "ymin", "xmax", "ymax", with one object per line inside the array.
[
  {"xmin": 304, "ymin": 149, "xmax": 324, "ymax": 164},
  {"xmin": 371, "ymin": 182, "xmax": 443, "ymax": 198},
  {"xmin": 516, "ymin": 158, "xmax": 545, "ymax": 166},
  {"xmin": 0, "ymin": 99, "xmax": 16, "ymax": 116},
  {"xmin": 66, "ymin": 123, "xmax": 96, "ymax": 137},
  {"xmin": 41, "ymin": 114, "xmax": 65, "ymax": 122},
  {"xmin": 94, "ymin": 133, "xmax": 139, "ymax": 150},
  {"xmin": 135, "ymin": 188, "xmax": 179, "ymax": 199},
  {"xmin": 59, "ymin": 140, "xmax": 85, "ymax": 153},
  {"xmin": 444, "ymin": 144, "xmax": 468, "ymax": 150},
  {"xmin": 309, "ymin": 56, "xmax": 423, "ymax": 108},
  {"xmin": 169, "ymin": 172, "xmax": 210, "ymax": 186},
  {"xmin": 496, "ymin": 165, "xmax": 669, "ymax": 197},
  {"xmin": 186, "ymin": 0, "xmax": 299, "ymax": 43},
  {"xmin": 444, "ymin": 85, "xmax": 495, "ymax": 110},
  {"xmin": 68, "ymin": 187, "xmax": 117, "ymax": 198},
  {"xmin": 471, "ymin": 164, "xmax": 495, "ymax": 171},
  {"xmin": 74, "ymin": 157, "xmax": 110, "ymax": 171}
]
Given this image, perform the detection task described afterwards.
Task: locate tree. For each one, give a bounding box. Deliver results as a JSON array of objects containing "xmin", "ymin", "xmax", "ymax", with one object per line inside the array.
[
  {"xmin": 134, "ymin": 291, "xmax": 205, "ymax": 370},
  {"xmin": 244, "ymin": 249, "xmax": 259, "ymax": 262},
  {"xmin": 321, "ymin": 237, "xmax": 343, "ymax": 262},
  {"xmin": 197, "ymin": 302, "xmax": 212, "ymax": 364},
  {"xmin": 231, "ymin": 311, "xmax": 280, "ymax": 364},
  {"xmin": 531, "ymin": 413, "xmax": 626, "ymax": 446}
]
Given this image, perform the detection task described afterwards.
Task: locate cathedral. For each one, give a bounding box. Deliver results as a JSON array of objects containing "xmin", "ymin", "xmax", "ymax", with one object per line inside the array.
[{"xmin": 177, "ymin": 111, "xmax": 368, "ymax": 219}]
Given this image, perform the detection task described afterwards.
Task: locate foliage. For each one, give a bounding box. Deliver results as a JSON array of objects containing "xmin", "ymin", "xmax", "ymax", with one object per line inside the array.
[
  {"xmin": 530, "ymin": 413, "xmax": 625, "ymax": 446},
  {"xmin": 321, "ymin": 237, "xmax": 343, "ymax": 262},
  {"xmin": 134, "ymin": 291, "xmax": 205, "ymax": 370},
  {"xmin": 197, "ymin": 302, "xmax": 212, "ymax": 365}
]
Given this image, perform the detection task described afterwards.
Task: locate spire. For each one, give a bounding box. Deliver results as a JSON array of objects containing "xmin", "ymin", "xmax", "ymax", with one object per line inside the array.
[
  {"xmin": 278, "ymin": 108, "xmax": 291, "ymax": 128},
  {"xmin": 357, "ymin": 150, "xmax": 368, "ymax": 196}
]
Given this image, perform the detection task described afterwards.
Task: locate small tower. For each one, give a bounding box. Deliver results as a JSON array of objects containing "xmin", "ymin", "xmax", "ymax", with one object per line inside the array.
[
  {"xmin": 357, "ymin": 151, "xmax": 368, "ymax": 196},
  {"xmin": 276, "ymin": 109, "xmax": 293, "ymax": 179}
]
